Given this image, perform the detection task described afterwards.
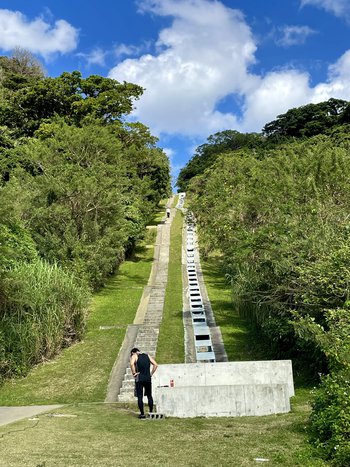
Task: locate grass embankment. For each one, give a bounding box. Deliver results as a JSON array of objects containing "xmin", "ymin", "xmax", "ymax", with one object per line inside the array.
[
  {"xmin": 157, "ymin": 197, "xmax": 184, "ymax": 363},
  {"xmin": 0, "ymin": 224, "xmax": 160, "ymax": 405}
]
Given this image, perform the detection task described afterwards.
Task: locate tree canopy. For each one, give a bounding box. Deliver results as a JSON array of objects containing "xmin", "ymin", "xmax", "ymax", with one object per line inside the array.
[{"xmin": 0, "ymin": 51, "xmax": 171, "ymax": 382}]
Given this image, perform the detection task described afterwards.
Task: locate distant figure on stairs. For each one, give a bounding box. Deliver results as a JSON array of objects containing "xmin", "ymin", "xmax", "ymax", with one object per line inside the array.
[
  {"xmin": 130, "ymin": 348, "xmax": 158, "ymax": 419},
  {"xmin": 166, "ymin": 207, "xmax": 170, "ymax": 218}
]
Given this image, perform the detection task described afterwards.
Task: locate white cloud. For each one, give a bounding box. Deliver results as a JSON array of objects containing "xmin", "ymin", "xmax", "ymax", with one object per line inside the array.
[
  {"xmin": 312, "ymin": 50, "xmax": 350, "ymax": 101},
  {"xmin": 109, "ymin": 0, "xmax": 257, "ymax": 136},
  {"xmin": 276, "ymin": 25, "xmax": 316, "ymax": 46},
  {"xmin": 242, "ymin": 70, "xmax": 313, "ymax": 132},
  {"xmin": 77, "ymin": 47, "xmax": 106, "ymax": 67},
  {"xmin": 115, "ymin": 42, "xmax": 151, "ymax": 58},
  {"xmin": 300, "ymin": 0, "xmax": 350, "ymax": 19},
  {"xmin": 163, "ymin": 147, "xmax": 174, "ymax": 160},
  {"xmin": 0, "ymin": 9, "xmax": 78, "ymax": 57},
  {"xmin": 108, "ymin": 0, "xmax": 350, "ymax": 138}
]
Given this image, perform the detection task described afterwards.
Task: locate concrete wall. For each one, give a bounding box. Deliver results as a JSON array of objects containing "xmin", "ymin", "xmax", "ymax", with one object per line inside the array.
[
  {"xmin": 153, "ymin": 361, "xmax": 294, "ymax": 418},
  {"xmin": 153, "ymin": 361, "xmax": 294, "ymax": 397},
  {"xmin": 156, "ymin": 384, "xmax": 290, "ymax": 418}
]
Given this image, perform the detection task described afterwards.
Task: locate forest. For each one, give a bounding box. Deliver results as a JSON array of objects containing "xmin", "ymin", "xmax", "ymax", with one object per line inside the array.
[
  {"xmin": 0, "ymin": 50, "xmax": 171, "ymax": 384},
  {"xmin": 179, "ymin": 99, "xmax": 350, "ymax": 466}
]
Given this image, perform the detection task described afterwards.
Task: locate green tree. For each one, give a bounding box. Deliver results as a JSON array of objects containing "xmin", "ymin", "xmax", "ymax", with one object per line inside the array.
[
  {"xmin": 263, "ymin": 98, "xmax": 348, "ymax": 138},
  {"xmin": 0, "ymin": 69, "xmax": 143, "ymax": 137},
  {"xmin": 177, "ymin": 130, "xmax": 263, "ymax": 191}
]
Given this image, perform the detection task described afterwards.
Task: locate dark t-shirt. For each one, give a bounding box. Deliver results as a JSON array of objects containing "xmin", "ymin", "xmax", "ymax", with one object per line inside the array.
[{"xmin": 136, "ymin": 353, "xmax": 151, "ymax": 383}]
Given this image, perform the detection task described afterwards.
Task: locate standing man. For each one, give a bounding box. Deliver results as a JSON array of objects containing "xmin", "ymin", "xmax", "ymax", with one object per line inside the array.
[
  {"xmin": 130, "ymin": 348, "xmax": 158, "ymax": 419},
  {"xmin": 166, "ymin": 207, "xmax": 171, "ymax": 219}
]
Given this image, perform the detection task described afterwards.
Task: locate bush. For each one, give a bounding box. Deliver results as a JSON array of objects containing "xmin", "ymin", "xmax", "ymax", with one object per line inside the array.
[
  {"xmin": 0, "ymin": 260, "xmax": 89, "ymax": 380},
  {"xmin": 310, "ymin": 371, "xmax": 350, "ymax": 466}
]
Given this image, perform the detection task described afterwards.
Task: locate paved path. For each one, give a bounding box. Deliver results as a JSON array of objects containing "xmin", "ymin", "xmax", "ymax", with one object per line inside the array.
[
  {"xmin": 0, "ymin": 405, "xmax": 63, "ymax": 427},
  {"xmin": 106, "ymin": 198, "xmax": 174, "ymax": 402}
]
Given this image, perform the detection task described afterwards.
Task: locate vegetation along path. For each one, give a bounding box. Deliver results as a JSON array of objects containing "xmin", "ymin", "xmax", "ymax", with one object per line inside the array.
[{"xmin": 0, "ymin": 197, "xmax": 329, "ymax": 465}]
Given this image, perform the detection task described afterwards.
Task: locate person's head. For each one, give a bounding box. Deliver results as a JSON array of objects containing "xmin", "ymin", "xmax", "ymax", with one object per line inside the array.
[{"xmin": 130, "ymin": 347, "xmax": 140, "ymax": 356}]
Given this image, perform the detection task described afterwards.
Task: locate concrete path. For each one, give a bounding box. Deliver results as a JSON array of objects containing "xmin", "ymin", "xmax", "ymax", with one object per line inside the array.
[
  {"xmin": 106, "ymin": 198, "xmax": 174, "ymax": 402},
  {"xmin": 0, "ymin": 405, "xmax": 63, "ymax": 427}
]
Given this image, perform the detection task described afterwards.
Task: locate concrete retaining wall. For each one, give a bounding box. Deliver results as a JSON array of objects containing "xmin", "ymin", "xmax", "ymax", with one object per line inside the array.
[
  {"xmin": 153, "ymin": 361, "xmax": 294, "ymax": 417},
  {"xmin": 156, "ymin": 383, "xmax": 290, "ymax": 417}
]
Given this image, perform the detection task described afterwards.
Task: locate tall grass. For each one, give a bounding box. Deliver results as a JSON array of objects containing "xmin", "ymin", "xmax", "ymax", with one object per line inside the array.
[{"xmin": 0, "ymin": 260, "xmax": 89, "ymax": 381}]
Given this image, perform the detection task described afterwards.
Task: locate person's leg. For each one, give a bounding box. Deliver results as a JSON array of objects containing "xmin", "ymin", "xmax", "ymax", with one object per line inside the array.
[
  {"xmin": 136, "ymin": 382, "xmax": 144, "ymax": 416},
  {"xmin": 144, "ymin": 382, "xmax": 154, "ymax": 413}
]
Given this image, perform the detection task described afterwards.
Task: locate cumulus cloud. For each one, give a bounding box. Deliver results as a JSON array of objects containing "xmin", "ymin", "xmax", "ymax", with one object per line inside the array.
[
  {"xmin": 109, "ymin": 0, "xmax": 257, "ymax": 136},
  {"xmin": 241, "ymin": 70, "xmax": 313, "ymax": 131},
  {"xmin": 275, "ymin": 25, "xmax": 316, "ymax": 46},
  {"xmin": 312, "ymin": 50, "xmax": 350, "ymax": 101},
  {"xmin": 0, "ymin": 9, "xmax": 78, "ymax": 57},
  {"xmin": 300, "ymin": 0, "xmax": 350, "ymax": 18},
  {"xmin": 108, "ymin": 0, "xmax": 350, "ymax": 137}
]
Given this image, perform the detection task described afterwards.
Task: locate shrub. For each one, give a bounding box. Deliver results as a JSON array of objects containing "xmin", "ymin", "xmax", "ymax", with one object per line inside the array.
[
  {"xmin": 310, "ymin": 371, "xmax": 350, "ymax": 466},
  {"xmin": 0, "ymin": 260, "xmax": 89, "ymax": 380}
]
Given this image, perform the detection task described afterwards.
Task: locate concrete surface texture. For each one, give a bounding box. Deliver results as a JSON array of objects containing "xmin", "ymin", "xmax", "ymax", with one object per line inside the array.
[
  {"xmin": 153, "ymin": 360, "xmax": 294, "ymax": 418},
  {"xmin": 153, "ymin": 361, "xmax": 294, "ymax": 397},
  {"xmin": 178, "ymin": 198, "xmax": 228, "ymax": 364},
  {"xmin": 116, "ymin": 199, "xmax": 174, "ymax": 402},
  {"xmin": 0, "ymin": 405, "xmax": 63, "ymax": 427},
  {"xmin": 155, "ymin": 384, "xmax": 290, "ymax": 418}
]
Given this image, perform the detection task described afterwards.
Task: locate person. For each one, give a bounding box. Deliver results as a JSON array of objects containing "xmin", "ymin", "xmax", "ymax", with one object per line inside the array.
[
  {"xmin": 166, "ymin": 208, "xmax": 170, "ymax": 218},
  {"xmin": 130, "ymin": 348, "xmax": 158, "ymax": 419}
]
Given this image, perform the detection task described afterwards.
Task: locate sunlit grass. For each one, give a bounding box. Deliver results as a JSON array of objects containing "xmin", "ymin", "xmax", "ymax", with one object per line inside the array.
[{"xmin": 157, "ymin": 198, "xmax": 184, "ymax": 363}]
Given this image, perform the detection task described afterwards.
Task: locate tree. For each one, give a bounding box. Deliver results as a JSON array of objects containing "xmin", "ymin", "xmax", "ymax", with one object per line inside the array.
[
  {"xmin": 263, "ymin": 98, "xmax": 348, "ymax": 138},
  {"xmin": 177, "ymin": 130, "xmax": 263, "ymax": 191},
  {"xmin": 0, "ymin": 69, "xmax": 144, "ymax": 137}
]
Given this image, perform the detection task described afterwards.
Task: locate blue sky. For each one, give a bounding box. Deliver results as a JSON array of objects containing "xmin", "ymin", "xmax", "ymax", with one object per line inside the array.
[{"xmin": 1, "ymin": 0, "xmax": 350, "ymax": 185}]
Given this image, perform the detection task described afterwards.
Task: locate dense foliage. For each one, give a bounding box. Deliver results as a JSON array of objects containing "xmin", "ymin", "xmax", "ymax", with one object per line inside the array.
[
  {"xmin": 262, "ymin": 98, "xmax": 349, "ymax": 138},
  {"xmin": 0, "ymin": 50, "xmax": 170, "ymax": 381},
  {"xmin": 177, "ymin": 130, "xmax": 264, "ymax": 191},
  {"xmin": 181, "ymin": 120, "xmax": 350, "ymax": 463}
]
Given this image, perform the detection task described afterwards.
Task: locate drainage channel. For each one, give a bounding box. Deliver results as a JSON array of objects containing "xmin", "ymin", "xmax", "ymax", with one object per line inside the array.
[{"xmin": 177, "ymin": 193, "xmax": 219, "ymax": 363}]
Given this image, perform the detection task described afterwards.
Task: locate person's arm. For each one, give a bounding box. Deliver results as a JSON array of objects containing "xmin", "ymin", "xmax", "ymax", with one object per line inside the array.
[
  {"xmin": 130, "ymin": 355, "xmax": 139, "ymax": 377},
  {"xmin": 149, "ymin": 355, "xmax": 158, "ymax": 376}
]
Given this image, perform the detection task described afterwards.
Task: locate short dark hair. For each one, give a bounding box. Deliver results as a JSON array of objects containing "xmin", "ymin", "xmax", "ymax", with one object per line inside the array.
[{"xmin": 130, "ymin": 347, "xmax": 140, "ymax": 355}]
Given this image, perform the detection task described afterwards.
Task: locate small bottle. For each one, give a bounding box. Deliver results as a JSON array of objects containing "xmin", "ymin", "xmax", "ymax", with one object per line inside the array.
[{"xmin": 170, "ymin": 378, "xmax": 174, "ymax": 387}]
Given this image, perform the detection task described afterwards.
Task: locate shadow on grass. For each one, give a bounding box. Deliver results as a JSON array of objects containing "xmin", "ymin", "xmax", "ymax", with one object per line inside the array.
[
  {"xmin": 126, "ymin": 243, "xmax": 154, "ymax": 262},
  {"xmin": 202, "ymin": 266, "xmax": 231, "ymax": 290},
  {"xmin": 96, "ymin": 272, "xmax": 147, "ymax": 295}
]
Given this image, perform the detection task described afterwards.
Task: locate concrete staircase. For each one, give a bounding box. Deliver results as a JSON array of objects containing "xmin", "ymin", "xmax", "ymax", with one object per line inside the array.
[{"xmin": 118, "ymin": 209, "xmax": 172, "ymax": 402}]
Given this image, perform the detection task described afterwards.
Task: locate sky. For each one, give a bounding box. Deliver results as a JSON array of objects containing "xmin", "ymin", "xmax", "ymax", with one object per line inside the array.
[{"xmin": 1, "ymin": 0, "xmax": 350, "ymax": 186}]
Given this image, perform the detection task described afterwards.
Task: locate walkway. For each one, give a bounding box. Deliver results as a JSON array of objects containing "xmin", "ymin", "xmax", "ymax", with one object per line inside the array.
[
  {"xmin": 106, "ymin": 198, "xmax": 174, "ymax": 402},
  {"xmin": 0, "ymin": 405, "xmax": 62, "ymax": 427}
]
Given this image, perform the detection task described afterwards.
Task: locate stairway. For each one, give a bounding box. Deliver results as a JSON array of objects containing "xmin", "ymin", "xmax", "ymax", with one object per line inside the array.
[{"xmin": 118, "ymin": 208, "xmax": 172, "ymax": 402}]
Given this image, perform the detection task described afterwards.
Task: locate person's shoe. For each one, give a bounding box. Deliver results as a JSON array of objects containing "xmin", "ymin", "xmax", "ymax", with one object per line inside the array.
[{"xmin": 138, "ymin": 414, "xmax": 146, "ymax": 419}]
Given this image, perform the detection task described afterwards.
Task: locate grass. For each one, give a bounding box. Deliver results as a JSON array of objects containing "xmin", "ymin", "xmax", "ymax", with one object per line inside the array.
[
  {"xmin": 201, "ymin": 254, "xmax": 266, "ymax": 362},
  {"xmin": 0, "ymin": 402, "xmax": 327, "ymax": 466},
  {"xmin": 0, "ymin": 232, "xmax": 155, "ymax": 405},
  {"xmin": 157, "ymin": 196, "xmax": 185, "ymax": 363}
]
